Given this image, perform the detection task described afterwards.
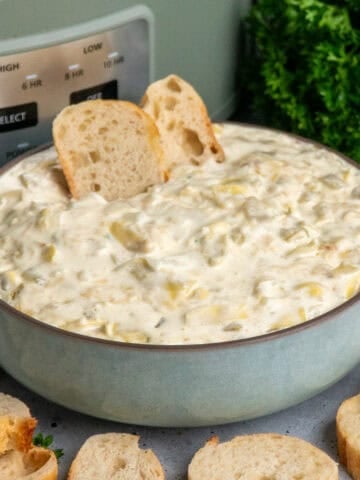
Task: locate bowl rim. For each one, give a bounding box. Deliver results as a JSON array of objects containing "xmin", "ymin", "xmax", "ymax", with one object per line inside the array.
[{"xmin": 0, "ymin": 122, "xmax": 359, "ymax": 352}]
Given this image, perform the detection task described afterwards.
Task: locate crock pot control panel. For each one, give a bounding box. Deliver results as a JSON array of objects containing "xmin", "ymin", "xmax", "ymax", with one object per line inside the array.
[{"xmin": 0, "ymin": 6, "xmax": 153, "ymax": 165}]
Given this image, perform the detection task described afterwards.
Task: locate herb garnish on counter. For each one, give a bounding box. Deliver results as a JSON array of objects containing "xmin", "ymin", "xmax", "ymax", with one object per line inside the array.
[{"xmin": 33, "ymin": 432, "xmax": 64, "ymax": 459}]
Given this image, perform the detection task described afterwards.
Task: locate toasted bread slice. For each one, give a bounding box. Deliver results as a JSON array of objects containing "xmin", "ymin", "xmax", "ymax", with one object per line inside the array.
[
  {"xmin": 53, "ymin": 100, "xmax": 166, "ymax": 201},
  {"xmin": 336, "ymin": 393, "xmax": 360, "ymax": 479},
  {"xmin": 0, "ymin": 393, "xmax": 37, "ymax": 455},
  {"xmin": 188, "ymin": 434, "xmax": 338, "ymax": 480},
  {"xmin": 141, "ymin": 74, "xmax": 224, "ymax": 169},
  {"xmin": 67, "ymin": 433, "xmax": 164, "ymax": 480},
  {"xmin": 0, "ymin": 446, "xmax": 58, "ymax": 480}
]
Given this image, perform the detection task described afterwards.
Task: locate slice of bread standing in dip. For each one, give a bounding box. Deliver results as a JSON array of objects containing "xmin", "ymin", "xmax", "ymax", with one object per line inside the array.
[
  {"xmin": 141, "ymin": 74, "xmax": 224, "ymax": 169},
  {"xmin": 53, "ymin": 100, "xmax": 166, "ymax": 201}
]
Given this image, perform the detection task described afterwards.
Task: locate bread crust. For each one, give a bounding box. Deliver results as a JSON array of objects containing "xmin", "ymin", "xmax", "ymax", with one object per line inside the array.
[
  {"xmin": 0, "ymin": 393, "xmax": 57, "ymax": 479},
  {"xmin": 13, "ymin": 416, "xmax": 37, "ymax": 452},
  {"xmin": 26, "ymin": 446, "xmax": 59, "ymax": 480},
  {"xmin": 336, "ymin": 393, "xmax": 360, "ymax": 480},
  {"xmin": 130, "ymin": 101, "xmax": 168, "ymax": 182},
  {"xmin": 139, "ymin": 448, "xmax": 165, "ymax": 480},
  {"xmin": 0, "ymin": 393, "xmax": 37, "ymax": 455},
  {"xmin": 0, "ymin": 446, "xmax": 58, "ymax": 480}
]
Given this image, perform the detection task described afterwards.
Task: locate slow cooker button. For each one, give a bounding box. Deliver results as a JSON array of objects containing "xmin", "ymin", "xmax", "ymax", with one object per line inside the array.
[
  {"xmin": 70, "ymin": 80, "xmax": 118, "ymax": 104},
  {"xmin": 0, "ymin": 103, "xmax": 38, "ymax": 133}
]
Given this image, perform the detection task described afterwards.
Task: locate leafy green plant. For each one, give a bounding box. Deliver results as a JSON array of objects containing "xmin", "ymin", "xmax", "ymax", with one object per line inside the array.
[
  {"xmin": 33, "ymin": 432, "xmax": 64, "ymax": 459},
  {"xmin": 242, "ymin": 0, "xmax": 360, "ymax": 161}
]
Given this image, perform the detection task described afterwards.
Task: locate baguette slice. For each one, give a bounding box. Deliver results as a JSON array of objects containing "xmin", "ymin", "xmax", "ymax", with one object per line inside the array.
[
  {"xmin": 336, "ymin": 393, "xmax": 360, "ymax": 479},
  {"xmin": 141, "ymin": 74, "xmax": 224, "ymax": 169},
  {"xmin": 67, "ymin": 433, "xmax": 164, "ymax": 480},
  {"xmin": 0, "ymin": 446, "xmax": 58, "ymax": 480},
  {"xmin": 53, "ymin": 100, "xmax": 166, "ymax": 201},
  {"xmin": 0, "ymin": 393, "xmax": 37, "ymax": 455},
  {"xmin": 188, "ymin": 434, "xmax": 338, "ymax": 480}
]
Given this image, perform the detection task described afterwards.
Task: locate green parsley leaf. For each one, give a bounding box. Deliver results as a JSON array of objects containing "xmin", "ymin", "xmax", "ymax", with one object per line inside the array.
[{"xmin": 33, "ymin": 432, "xmax": 64, "ymax": 459}]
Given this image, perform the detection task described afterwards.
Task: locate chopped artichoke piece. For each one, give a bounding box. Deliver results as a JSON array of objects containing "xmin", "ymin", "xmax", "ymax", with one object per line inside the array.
[
  {"xmin": 333, "ymin": 263, "xmax": 358, "ymax": 275},
  {"xmin": 206, "ymin": 221, "xmax": 229, "ymax": 235},
  {"xmin": 311, "ymin": 264, "xmax": 333, "ymax": 277},
  {"xmin": 19, "ymin": 173, "xmax": 32, "ymax": 187},
  {"xmin": 165, "ymin": 280, "xmax": 196, "ymax": 305},
  {"xmin": 185, "ymin": 304, "xmax": 247, "ymax": 326},
  {"xmin": 345, "ymin": 275, "xmax": 360, "ymax": 300},
  {"xmin": 308, "ymin": 284, "xmax": 323, "ymax": 298},
  {"xmin": 64, "ymin": 318, "xmax": 104, "ymax": 333},
  {"xmin": 3, "ymin": 210, "xmax": 19, "ymax": 226},
  {"xmin": 1, "ymin": 270, "xmax": 22, "ymax": 291},
  {"xmin": 106, "ymin": 326, "xmax": 149, "ymax": 343},
  {"xmin": 122, "ymin": 330, "xmax": 149, "ymax": 343},
  {"xmin": 342, "ymin": 170, "xmax": 351, "ymax": 182},
  {"xmin": 199, "ymin": 223, "xmax": 229, "ymax": 266},
  {"xmin": 223, "ymin": 322, "xmax": 242, "ymax": 332},
  {"xmin": 280, "ymin": 226, "xmax": 309, "ymax": 243},
  {"xmin": 190, "ymin": 287, "xmax": 209, "ymax": 300},
  {"xmin": 203, "ymin": 234, "xmax": 228, "ymax": 266},
  {"xmin": 77, "ymin": 270, "xmax": 90, "ymax": 281},
  {"xmin": 253, "ymin": 278, "xmax": 285, "ymax": 299},
  {"xmin": 269, "ymin": 315, "xmax": 295, "ymax": 331},
  {"xmin": 0, "ymin": 190, "xmax": 23, "ymax": 207},
  {"xmin": 287, "ymin": 241, "xmax": 317, "ymax": 257},
  {"xmin": 36, "ymin": 208, "xmax": 59, "ymax": 231},
  {"xmin": 298, "ymin": 307, "xmax": 307, "ymax": 322},
  {"xmin": 230, "ymin": 226, "xmax": 244, "ymax": 245},
  {"xmin": 179, "ymin": 185, "xmax": 202, "ymax": 201},
  {"xmin": 342, "ymin": 209, "xmax": 360, "ymax": 223},
  {"xmin": 269, "ymin": 308, "xmax": 305, "ymax": 331},
  {"xmin": 128, "ymin": 257, "xmax": 153, "ymax": 280},
  {"xmin": 198, "ymin": 189, "xmax": 226, "ymax": 209},
  {"xmin": 282, "ymin": 203, "xmax": 293, "ymax": 215},
  {"xmin": 110, "ymin": 221, "xmax": 148, "ymax": 252},
  {"xmin": 23, "ymin": 268, "xmax": 47, "ymax": 285},
  {"xmin": 319, "ymin": 174, "xmax": 344, "ymax": 189},
  {"xmin": 213, "ymin": 183, "xmax": 248, "ymax": 195},
  {"xmin": 351, "ymin": 185, "xmax": 360, "ymax": 198},
  {"xmin": 236, "ymin": 306, "xmax": 248, "ymax": 320},
  {"xmin": 313, "ymin": 203, "xmax": 328, "ymax": 221},
  {"xmin": 242, "ymin": 197, "xmax": 266, "ymax": 220},
  {"xmin": 295, "ymin": 282, "xmax": 323, "ymax": 298},
  {"xmin": 166, "ymin": 280, "xmax": 185, "ymax": 301},
  {"xmin": 36, "ymin": 208, "xmax": 49, "ymax": 230},
  {"xmin": 185, "ymin": 305, "xmax": 223, "ymax": 326},
  {"xmin": 103, "ymin": 322, "xmax": 116, "ymax": 338},
  {"xmin": 42, "ymin": 244, "xmax": 57, "ymax": 262}
]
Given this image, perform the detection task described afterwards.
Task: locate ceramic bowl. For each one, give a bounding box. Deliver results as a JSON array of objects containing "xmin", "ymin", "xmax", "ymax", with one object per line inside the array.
[{"xmin": 0, "ymin": 125, "xmax": 359, "ymax": 427}]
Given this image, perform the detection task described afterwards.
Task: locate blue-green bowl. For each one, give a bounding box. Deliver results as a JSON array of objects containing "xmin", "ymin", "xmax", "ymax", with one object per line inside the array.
[{"xmin": 0, "ymin": 126, "xmax": 359, "ymax": 427}]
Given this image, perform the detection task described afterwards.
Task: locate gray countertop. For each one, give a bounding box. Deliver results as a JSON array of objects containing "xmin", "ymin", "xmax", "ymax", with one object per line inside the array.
[{"xmin": 1, "ymin": 364, "xmax": 359, "ymax": 479}]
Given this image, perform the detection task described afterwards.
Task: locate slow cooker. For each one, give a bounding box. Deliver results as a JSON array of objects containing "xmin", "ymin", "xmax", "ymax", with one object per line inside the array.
[{"xmin": 0, "ymin": 0, "xmax": 250, "ymax": 165}]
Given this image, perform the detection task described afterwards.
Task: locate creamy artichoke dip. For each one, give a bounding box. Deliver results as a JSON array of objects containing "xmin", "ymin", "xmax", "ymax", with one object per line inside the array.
[{"xmin": 1, "ymin": 124, "xmax": 360, "ymax": 345}]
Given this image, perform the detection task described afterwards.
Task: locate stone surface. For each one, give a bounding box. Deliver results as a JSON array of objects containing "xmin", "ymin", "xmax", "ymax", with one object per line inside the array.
[{"xmin": 1, "ymin": 364, "xmax": 359, "ymax": 479}]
